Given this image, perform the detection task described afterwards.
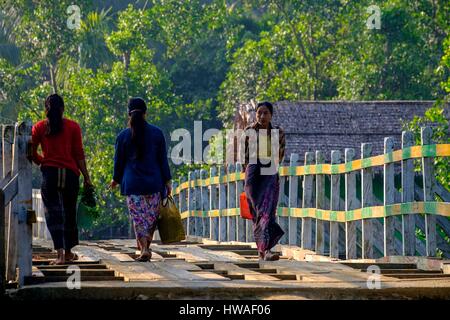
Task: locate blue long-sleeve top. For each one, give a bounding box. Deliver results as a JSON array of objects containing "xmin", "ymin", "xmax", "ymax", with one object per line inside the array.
[{"xmin": 113, "ymin": 122, "xmax": 172, "ymax": 197}]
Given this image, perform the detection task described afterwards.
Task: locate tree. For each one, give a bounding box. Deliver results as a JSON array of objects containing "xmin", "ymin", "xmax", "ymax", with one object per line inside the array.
[
  {"xmin": 4, "ymin": 0, "xmax": 92, "ymax": 93},
  {"xmin": 404, "ymin": 33, "xmax": 450, "ymax": 191},
  {"xmin": 105, "ymin": 4, "xmax": 153, "ymax": 70},
  {"xmin": 0, "ymin": 6, "xmax": 20, "ymax": 65},
  {"xmin": 218, "ymin": 0, "xmax": 346, "ymax": 122},
  {"xmin": 331, "ymin": 0, "xmax": 449, "ymax": 100},
  {"xmin": 16, "ymin": 4, "xmax": 211, "ymax": 234},
  {"xmin": 78, "ymin": 8, "xmax": 115, "ymax": 71},
  {"xmin": 218, "ymin": 0, "xmax": 449, "ymax": 124}
]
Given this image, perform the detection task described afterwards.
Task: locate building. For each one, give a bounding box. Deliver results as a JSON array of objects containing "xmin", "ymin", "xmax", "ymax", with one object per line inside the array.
[{"xmin": 233, "ymin": 101, "xmax": 449, "ymax": 165}]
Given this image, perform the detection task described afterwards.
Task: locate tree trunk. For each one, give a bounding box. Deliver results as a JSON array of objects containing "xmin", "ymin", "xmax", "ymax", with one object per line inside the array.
[
  {"xmin": 49, "ymin": 64, "xmax": 58, "ymax": 94},
  {"xmin": 123, "ymin": 52, "xmax": 130, "ymax": 70},
  {"xmin": 128, "ymin": 217, "xmax": 134, "ymax": 239}
]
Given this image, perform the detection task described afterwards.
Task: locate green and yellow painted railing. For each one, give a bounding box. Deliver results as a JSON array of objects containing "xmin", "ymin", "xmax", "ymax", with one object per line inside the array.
[{"xmin": 172, "ymin": 127, "xmax": 450, "ymax": 260}]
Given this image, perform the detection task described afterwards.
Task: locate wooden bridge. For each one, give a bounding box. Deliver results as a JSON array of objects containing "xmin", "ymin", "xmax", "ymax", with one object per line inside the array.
[{"xmin": 1, "ymin": 122, "xmax": 450, "ymax": 300}]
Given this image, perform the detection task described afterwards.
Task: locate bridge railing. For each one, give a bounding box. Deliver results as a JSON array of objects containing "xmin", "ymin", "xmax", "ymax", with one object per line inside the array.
[
  {"xmin": 172, "ymin": 127, "xmax": 450, "ymax": 260},
  {"xmin": 32, "ymin": 189, "xmax": 51, "ymax": 241},
  {"xmin": 0, "ymin": 122, "xmax": 33, "ymax": 292}
]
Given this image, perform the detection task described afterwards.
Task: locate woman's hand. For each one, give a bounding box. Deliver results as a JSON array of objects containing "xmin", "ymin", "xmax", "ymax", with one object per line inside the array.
[
  {"xmin": 109, "ymin": 180, "xmax": 119, "ymax": 190},
  {"xmin": 78, "ymin": 159, "xmax": 93, "ymax": 188},
  {"xmin": 84, "ymin": 177, "xmax": 94, "ymax": 188}
]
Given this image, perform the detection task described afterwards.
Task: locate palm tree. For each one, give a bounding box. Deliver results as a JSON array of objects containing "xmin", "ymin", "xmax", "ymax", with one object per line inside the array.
[
  {"xmin": 78, "ymin": 8, "xmax": 115, "ymax": 71},
  {"xmin": 0, "ymin": 6, "xmax": 20, "ymax": 65}
]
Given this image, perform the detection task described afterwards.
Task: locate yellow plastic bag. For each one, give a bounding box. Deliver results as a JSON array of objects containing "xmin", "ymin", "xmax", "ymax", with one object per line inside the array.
[{"xmin": 158, "ymin": 195, "xmax": 186, "ymax": 244}]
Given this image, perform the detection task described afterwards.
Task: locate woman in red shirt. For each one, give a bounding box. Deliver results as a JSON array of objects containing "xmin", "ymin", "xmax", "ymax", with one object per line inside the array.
[{"xmin": 31, "ymin": 94, "xmax": 93, "ymax": 265}]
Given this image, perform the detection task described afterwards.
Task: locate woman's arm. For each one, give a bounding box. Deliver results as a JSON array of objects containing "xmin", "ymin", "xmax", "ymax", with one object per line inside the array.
[
  {"xmin": 278, "ymin": 127, "xmax": 286, "ymax": 163},
  {"xmin": 30, "ymin": 143, "xmax": 44, "ymax": 165},
  {"xmin": 30, "ymin": 124, "xmax": 44, "ymax": 165},
  {"xmin": 73, "ymin": 123, "xmax": 92, "ymax": 186},
  {"xmin": 111, "ymin": 134, "xmax": 125, "ymax": 188},
  {"xmin": 158, "ymin": 131, "xmax": 172, "ymax": 195},
  {"xmin": 77, "ymin": 159, "xmax": 92, "ymax": 186}
]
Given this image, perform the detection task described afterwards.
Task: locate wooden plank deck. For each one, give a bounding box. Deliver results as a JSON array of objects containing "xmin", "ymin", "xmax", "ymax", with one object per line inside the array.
[{"xmin": 7, "ymin": 238, "xmax": 450, "ymax": 300}]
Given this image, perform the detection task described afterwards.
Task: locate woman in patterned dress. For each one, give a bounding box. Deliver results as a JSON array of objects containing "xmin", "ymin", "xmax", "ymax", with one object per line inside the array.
[
  {"xmin": 243, "ymin": 101, "xmax": 286, "ymax": 261},
  {"xmin": 110, "ymin": 98, "xmax": 172, "ymax": 261}
]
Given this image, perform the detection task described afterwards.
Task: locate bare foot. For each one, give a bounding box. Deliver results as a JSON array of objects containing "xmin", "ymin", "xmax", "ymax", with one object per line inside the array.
[
  {"xmin": 263, "ymin": 251, "xmax": 280, "ymax": 261},
  {"xmin": 65, "ymin": 252, "xmax": 79, "ymax": 262},
  {"xmin": 50, "ymin": 249, "xmax": 65, "ymax": 265},
  {"xmin": 50, "ymin": 258, "xmax": 65, "ymax": 265},
  {"xmin": 135, "ymin": 250, "xmax": 151, "ymax": 262}
]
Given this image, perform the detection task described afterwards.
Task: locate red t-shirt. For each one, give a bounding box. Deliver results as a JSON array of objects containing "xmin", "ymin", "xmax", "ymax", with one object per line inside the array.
[{"xmin": 31, "ymin": 118, "xmax": 85, "ymax": 175}]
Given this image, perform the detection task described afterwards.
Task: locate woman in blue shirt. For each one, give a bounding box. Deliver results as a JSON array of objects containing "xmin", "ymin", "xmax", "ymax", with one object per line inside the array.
[{"xmin": 110, "ymin": 97, "xmax": 172, "ymax": 261}]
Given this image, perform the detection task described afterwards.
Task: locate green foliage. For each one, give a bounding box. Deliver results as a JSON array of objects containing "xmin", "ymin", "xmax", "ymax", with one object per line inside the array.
[
  {"xmin": 218, "ymin": 0, "xmax": 450, "ymax": 124},
  {"xmin": 106, "ymin": 5, "xmax": 153, "ymax": 58},
  {"xmin": 78, "ymin": 8, "xmax": 115, "ymax": 71},
  {"xmin": 403, "ymin": 102, "xmax": 449, "ymax": 191},
  {"xmin": 403, "ymin": 32, "xmax": 450, "ymax": 191},
  {"xmin": 7, "ymin": 3, "xmax": 208, "ymax": 233}
]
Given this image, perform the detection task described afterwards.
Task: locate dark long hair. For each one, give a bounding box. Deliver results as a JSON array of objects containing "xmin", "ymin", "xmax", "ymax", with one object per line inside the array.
[
  {"xmin": 45, "ymin": 94, "xmax": 64, "ymax": 135},
  {"xmin": 127, "ymin": 98, "xmax": 147, "ymax": 160}
]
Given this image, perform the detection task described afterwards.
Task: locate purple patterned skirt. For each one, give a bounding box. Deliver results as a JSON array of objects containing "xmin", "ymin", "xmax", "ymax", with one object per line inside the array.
[
  {"xmin": 126, "ymin": 193, "xmax": 161, "ymax": 242},
  {"xmin": 244, "ymin": 164, "xmax": 284, "ymax": 253}
]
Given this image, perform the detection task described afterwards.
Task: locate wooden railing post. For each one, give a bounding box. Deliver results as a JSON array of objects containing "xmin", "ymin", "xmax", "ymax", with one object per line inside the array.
[
  {"xmin": 209, "ymin": 166, "xmax": 219, "ymax": 241},
  {"xmin": 227, "ymin": 163, "xmax": 237, "ymax": 241},
  {"xmin": 218, "ymin": 166, "xmax": 227, "ymax": 242},
  {"xmin": 384, "ymin": 137, "xmax": 396, "ymax": 256},
  {"xmin": 402, "ymin": 131, "xmax": 416, "ymax": 256},
  {"xmin": 2, "ymin": 125, "xmax": 17, "ymax": 281},
  {"xmin": 315, "ymin": 150, "xmax": 327, "ymax": 255},
  {"xmin": 302, "ymin": 152, "xmax": 315, "ymax": 250},
  {"xmin": 288, "ymin": 153, "xmax": 300, "ymax": 246},
  {"xmin": 3, "ymin": 125, "xmax": 16, "ymax": 281},
  {"xmin": 180, "ymin": 176, "xmax": 187, "ymax": 233},
  {"xmin": 0, "ymin": 126, "xmax": 3, "ymax": 252},
  {"xmin": 0, "ymin": 191, "xmax": 4, "ymax": 294},
  {"xmin": 32, "ymin": 190, "xmax": 50, "ymax": 241},
  {"xmin": 345, "ymin": 148, "xmax": 359, "ymax": 259},
  {"xmin": 170, "ymin": 180, "xmax": 179, "ymax": 240},
  {"xmin": 421, "ymin": 127, "xmax": 437, "ymax": 256},
  {"xmin": 245, "ymin": 178, "xmax": 254, "ymax": 242},
  {"xmin": 187, "ymin": 171, "xmax": 195, "ymax": 236},
  {"xmin": 3, "ymin": 126, "xmax": 9, "ymax": 193},
  {"xmin": 172, "ymin": 181, "xmax": 179, "ymax": 212},
  {"xmin": 278, "ymin": 171, "xmax": 289, "ymax": 245},
  {"xmin": 361, "ymin": 143, "xmax": 374, "ymax": 259},
  {"xmin": 330, "ymin": 150, "xmax": 341, "ymax": 259},
  {"xmin": 194, "ymin": 170, "xmax": 202, "ymax": 237},
  {"xmin": 16, "ymin": 121, "xmax": 32, "ymax": 286},
  {"xmin": 236, "ymin": 162, "xmax": 246, "ymax": 242},
  {"xmin": 246, "ymin": 218, "xmax": 254, "ymax": 242},
  {"xmin": 200, "ymin": 169, "xmax": 210, "ymax": 238}
]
